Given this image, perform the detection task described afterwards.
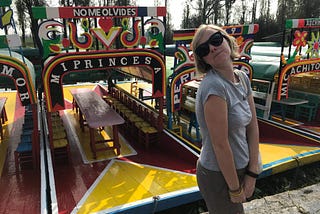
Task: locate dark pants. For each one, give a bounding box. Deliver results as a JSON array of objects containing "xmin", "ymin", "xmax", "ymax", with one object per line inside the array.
[{"xmin": 196, "ymin": 161, "xmax": 246, "ymax": 214}]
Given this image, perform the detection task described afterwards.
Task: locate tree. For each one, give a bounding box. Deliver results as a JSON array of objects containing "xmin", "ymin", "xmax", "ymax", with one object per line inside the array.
[
  {"xmin": 164, "ymin": 0, "xmax": 174, "ymax": 44},
  {"xmin": 15, "ymin": 0, "xmax": 26, "ymax": 46},
  {"xmin": 181, "ymin": 4, "xmax": 191, "ymax": 29},
  {"xmin": 276, "ymin": 0, "xmax": 298, "ymax": 28},
  {"xmin": 183, "ymin": 0, "xmax": 237, "ymax": 27},
  {"xmin": 296, "ymin": 0, "xmax": 320, "ymax": 18},
  {"xmin": 23, "ymin": 0, "xmax": 46, "ymax": 47},
  {"xmin": 225, "ymin": 0, "xmax": 236, "ymax": 25},
  {"xmin": 251, "ymin": 0, "xmax": 257, "ymax": 23},
  {"xmin": 181, "ymin": 3, "xmax": 202, "ymax": 28}
]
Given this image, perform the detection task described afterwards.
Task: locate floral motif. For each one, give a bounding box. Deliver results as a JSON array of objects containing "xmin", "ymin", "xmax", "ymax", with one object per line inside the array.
[
  {"xmin": 306, "ymin": 31, "xmax": 320, "ymax": 58},
  {"xmin": 293, "ymin": 30, "xmax": 308, "ymax": 49}
]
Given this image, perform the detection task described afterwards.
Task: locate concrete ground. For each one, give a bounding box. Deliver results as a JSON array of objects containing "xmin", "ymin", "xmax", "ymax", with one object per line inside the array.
[{"xmin": 244, "ymin": 182, "xmax": 320, "ymax": 214}]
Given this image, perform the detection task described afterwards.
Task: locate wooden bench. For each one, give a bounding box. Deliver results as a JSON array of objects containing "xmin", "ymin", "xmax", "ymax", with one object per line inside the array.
[
  {"xmin": 107, "ymin": 86, "xmax": 162, "ymax": 148},
  {"xmin": 47, "ymin": 111, "xmax": 70, "ymax": 162},
  {"xmin": 15, "ymin": 106, "xmax": 35, "ymax": 171}
]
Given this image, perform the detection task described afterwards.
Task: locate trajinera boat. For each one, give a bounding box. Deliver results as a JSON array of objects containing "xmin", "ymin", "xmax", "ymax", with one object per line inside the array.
[{"xmin": 0, "ymin": 2, "xmax": 319, "ymax": 213}]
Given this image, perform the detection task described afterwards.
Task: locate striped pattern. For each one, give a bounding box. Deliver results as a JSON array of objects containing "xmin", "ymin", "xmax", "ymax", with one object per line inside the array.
[
  {"xmin": 223, "ymin": 24, "xmax": 259, "ymax": 35},
  {"xmin": 172, "ymin": 24, "xmax": 259, "ymax": 41},
  {"xmin": 173, "ymin": 30, "xmax": 195, "ymax": 41},
  {"xmin": 286, "ymin": 18, "xmax": 320, "ymax": 29},
  {"xmin": 32, "ymin": 6, "xmax": 166, "ymax": 19}
]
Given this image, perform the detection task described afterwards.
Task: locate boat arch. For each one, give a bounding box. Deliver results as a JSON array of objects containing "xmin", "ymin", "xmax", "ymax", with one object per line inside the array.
[
  {"xmin": 0, "ymin": 50, "xmax": 37, "ymax": 106},
  {"xmin": 32, "ymin": 6, "xmax": 167, "ymax": 112},
  {"xmin": 277, "ymin": 18, "xmax": 320, "ymax": 100},
  {"xmin": 43, "ymin": 49, "xmax": 165, "ymax": 112}
]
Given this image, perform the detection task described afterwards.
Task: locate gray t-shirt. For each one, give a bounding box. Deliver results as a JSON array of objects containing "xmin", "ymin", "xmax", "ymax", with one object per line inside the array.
[{"xmin": 196, "ymin": 69, "xmax": 252, "ymax": 171}]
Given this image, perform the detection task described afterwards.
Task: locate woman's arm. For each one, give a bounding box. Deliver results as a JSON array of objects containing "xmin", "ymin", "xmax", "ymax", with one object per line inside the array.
[
  {"xmin": 204, "ymin": 95, "xmax": 246, "ymax": 203},
  {"xmin": 243, "ymin": 94, "xmax": 260, "ymax": 197}
]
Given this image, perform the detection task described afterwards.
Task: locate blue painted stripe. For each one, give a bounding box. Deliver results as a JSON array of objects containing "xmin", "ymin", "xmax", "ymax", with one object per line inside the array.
[
  {"xmin": 137, "ymin": 7, "xmax": 148, "ymax": 16},
  {"xmin": 107, "ymin": 188, "xmax": 202, "ymax": 214},
  {"xmin": 263, "ymin": 149, "xmax": 320, "ymax": 169},
  {"xmin": 258, "ymin": 149, "xmax": 320, "ymax": 178}
]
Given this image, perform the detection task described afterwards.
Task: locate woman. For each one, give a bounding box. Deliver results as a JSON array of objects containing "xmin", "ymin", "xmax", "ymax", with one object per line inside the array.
[{"xmin": 192, "ymin": 24, "xmax": 260, "ymax": 213}]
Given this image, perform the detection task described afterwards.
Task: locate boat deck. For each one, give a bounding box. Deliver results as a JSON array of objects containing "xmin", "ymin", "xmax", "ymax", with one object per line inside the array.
[
  {"xmin": 0, "ymin": 83, "xmax": 319, "ymax": 213},
  {"xmin": 0, "ymin": 91, "xmax": 40, "ymax": 213},
  {"xmin": 51, "ymin": 84, "xmax": 200, "ymax": 213}
]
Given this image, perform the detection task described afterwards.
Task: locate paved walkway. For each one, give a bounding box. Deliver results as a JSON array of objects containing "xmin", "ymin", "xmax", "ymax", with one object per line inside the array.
[{"xmin": 244, "ymin": 182, "xmax": 320, "ymax": 213}]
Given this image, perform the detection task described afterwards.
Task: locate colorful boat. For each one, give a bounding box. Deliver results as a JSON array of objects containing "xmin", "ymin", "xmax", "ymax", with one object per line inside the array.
[{"xmin": 0, "ymin": 2, "xmax": 319, "ymax": 213}]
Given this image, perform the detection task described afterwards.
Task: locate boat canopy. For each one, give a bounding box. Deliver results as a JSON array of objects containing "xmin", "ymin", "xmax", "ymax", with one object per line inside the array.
[{"xmin": 251, "ymin": 60, "xmax": 279, "ymax": 81}]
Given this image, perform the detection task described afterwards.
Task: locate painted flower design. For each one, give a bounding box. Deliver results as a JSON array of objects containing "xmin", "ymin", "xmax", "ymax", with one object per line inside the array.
[
  {"xmin": 306, "ymin": 31, "xmax": 320, "ymax": 58},
  {"xmin": 236, "ymin": 36, "xmax": 244, "ymax": 47},
  {"xmin": 293, "ymin": 30, "xmax": 308, "ymax": 48}
]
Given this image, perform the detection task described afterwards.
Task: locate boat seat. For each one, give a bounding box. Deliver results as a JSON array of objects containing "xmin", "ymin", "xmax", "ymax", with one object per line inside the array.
[
  {"xmin": 14, "ymin": 143, "xmax": 33, "ymax": 171},
  {"xmin": 22, "ymin": 128, "xmax": 33, "ymax": 135},
  {"xmin": 172, "ymin": 124, "xmax": 182, "ymax": 136},
  {"xmin": 139, "ymin": 126, "xmax": 159, "ymax": 149},
  {"xmin": 53, "ymin": 138, "xmax": 69, "ymax": 149},
  {"xmin": 130, "ymin": 81, "xmax": 138, "ymax": 97},
  {"xmin": 21, "ymin": 133, "xmax": 32, "ymax": 143},
  {"xmin": 295, "ymin": 94, "xmax": 320, "ymax": 122},
  {"xmin": 23, "ymin": 121, "xmax": 33, "ymax": 130},
  {"xmin": 52, "ymin": 131, "xmax": 67, "ymax": 140},
  {"xmin": 137, "ymin": 110, "xmax": 159, "ymax": 148},
  {"xmin": 52, "ymin": 138, "xmax": 70, "ymax": 161},
  {"xmin": 48, "ymin": 113, "xmax": 70, "ymax": 163}
]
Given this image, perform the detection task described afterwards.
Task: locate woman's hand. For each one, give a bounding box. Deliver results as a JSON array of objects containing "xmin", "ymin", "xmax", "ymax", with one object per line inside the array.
[
  {"xmin": 229, "ymin": 186, "xmax": 247, "ymax": 203},
  {"xmin": 243, "ymin": 175, "xmax": 256, "ymax": 198}
]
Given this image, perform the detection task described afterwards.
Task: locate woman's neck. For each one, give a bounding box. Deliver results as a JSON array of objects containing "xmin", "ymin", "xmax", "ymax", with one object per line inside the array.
[{"xmin": 214, "ymin": 63, "xmax": 235, "ymax": 82}]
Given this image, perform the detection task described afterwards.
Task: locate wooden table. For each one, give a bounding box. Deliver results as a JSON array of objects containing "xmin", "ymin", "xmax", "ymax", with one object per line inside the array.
[
  {"xmin": 272, "ymin": 97, "xmax": 309, "ymax": 121},
  {"xmin": 0, "ymin": 97, "xmax": 7, "ymax": 139},
  {"xmin": 70, "ymin": 89, "xmax": 125, "ymax": 158}
]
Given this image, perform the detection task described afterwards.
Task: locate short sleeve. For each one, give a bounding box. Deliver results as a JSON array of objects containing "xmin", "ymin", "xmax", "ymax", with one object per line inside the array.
[{"xmin": 200, "ymin": 75, "xmax": 227, "ymax": 107}]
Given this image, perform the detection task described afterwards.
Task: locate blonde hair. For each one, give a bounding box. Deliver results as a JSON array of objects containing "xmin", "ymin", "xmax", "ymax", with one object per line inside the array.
[{"xmin": 192, "ymin": 24, "xmax": 240, "ymax": 74}]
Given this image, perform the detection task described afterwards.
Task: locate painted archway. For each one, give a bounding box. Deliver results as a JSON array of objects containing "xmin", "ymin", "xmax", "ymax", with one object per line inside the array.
[
  {"xmin": 0, "ymin": 53, "xmax": 37, "ymax": 105},
  {"xmin": 43, "ymin": 49, "xmax": 165, "ymax": 112}
]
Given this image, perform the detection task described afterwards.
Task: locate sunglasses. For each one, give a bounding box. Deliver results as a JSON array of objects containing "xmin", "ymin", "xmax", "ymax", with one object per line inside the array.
[{"xmin": 195, "ymin": 31, "xmax": 225, "ymax": 58}]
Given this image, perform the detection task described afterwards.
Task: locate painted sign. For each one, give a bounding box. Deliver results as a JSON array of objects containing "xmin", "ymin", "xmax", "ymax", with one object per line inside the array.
[
  {"xmin": 277, "ymin": 18, "xmax": 320, "ymax": 99},
  {"xmin": 33, "ymin": 6, "xmax": 166, "ymax": 112},
  {"xmin": 43, "ymin": 49, "xmax": 165, "ymax": 111}
]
